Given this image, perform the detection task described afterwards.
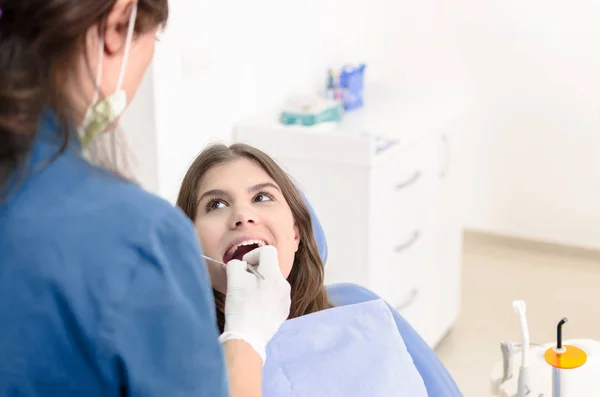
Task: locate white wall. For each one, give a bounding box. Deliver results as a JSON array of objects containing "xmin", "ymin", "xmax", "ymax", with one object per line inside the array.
[
  {"xmin": 120, "ymin": 64, "xmax": 159, "ymax": 193},
  {"xmin": 131, "ymin": 0, "xmax": 468, "ymax": 203},
  {"xmin": 122, "ymin": 1, "xmax": 600, "ymax": 251},
  {"xmin": 442, "ymin": 0, "xmax": 600, "ymax": 250}
]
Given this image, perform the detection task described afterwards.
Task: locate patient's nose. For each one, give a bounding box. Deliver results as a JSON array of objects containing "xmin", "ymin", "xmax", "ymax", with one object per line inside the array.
[{"xmin": 230, "ymin": 207, "xmax": 257, "ymax": 228}]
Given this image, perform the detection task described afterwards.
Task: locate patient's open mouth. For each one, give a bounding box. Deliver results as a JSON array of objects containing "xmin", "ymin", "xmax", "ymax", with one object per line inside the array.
[{"xmin": 223, "ymin": 239, "xmax": 267, "ymax": 263}]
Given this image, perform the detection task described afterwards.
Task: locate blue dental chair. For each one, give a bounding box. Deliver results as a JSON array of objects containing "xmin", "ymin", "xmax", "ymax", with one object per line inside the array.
[{"xmin": 303, "ymin": 195, "xmax": 463, "ymax": 397}]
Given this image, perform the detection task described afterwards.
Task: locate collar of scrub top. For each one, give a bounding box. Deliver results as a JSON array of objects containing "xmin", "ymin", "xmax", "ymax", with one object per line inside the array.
[
  {"xmin": 0, "ymin": 110, "xmax": 74, "ymax": 202},
  {"xmin": 34, "ymin": 110, "xmax": 83, "ymax": 162},
  {"xmin": 12, "ymin": 109, "xmax": 84, "ymax": 191}
]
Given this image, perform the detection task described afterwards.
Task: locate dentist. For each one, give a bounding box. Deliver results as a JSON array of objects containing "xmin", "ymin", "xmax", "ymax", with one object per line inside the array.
[{"xmin": 0, "ymin": 1, "xmax": 290, "ymax": 396}]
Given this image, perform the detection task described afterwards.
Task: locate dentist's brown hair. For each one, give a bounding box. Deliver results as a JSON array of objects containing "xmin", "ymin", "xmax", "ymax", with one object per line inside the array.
[
  {"xmin": 177, "ymin": 143, "xmax": 332, "ymax": 331},
  {"xmin": 0, "ymin": 0, "xmax": 168, "ymax": 196}
]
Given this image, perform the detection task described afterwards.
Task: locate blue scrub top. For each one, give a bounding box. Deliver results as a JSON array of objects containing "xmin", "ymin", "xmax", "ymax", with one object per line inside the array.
[{"xmin": 0, "ymin": 114, "xmax": 229, "ymax": 396}]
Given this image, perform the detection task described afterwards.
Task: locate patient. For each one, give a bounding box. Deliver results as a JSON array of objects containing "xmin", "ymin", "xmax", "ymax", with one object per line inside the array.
[
  {"xmin": 177, "ymin": 143, "xmax": 427, "ymax": 397},
  {"xmin": 176, "ymin": 142, "xmax": 333, "ymax": 331}
]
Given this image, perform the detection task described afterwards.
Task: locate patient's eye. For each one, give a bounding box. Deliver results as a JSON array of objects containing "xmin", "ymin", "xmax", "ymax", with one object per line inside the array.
[
  {"xmin": 253, "ymin": 192, "xmax": 274, "ymax": 203},
  {"xmin": 205, "ymin": 198, "xmax": 227, "ymax": 212}
]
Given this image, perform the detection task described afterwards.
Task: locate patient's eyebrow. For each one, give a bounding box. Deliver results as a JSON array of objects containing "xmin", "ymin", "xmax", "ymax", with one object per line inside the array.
[
  {"xmin": 249, "ymin": 182, "xmax": 280, "ymax": 193},
  {"xmin": 197, "ymin": 189, "xmax": 229, "ymax": 205},
  {"xmin": 197, "ymin": 183, "xmax": 280, "ymax": 205}
]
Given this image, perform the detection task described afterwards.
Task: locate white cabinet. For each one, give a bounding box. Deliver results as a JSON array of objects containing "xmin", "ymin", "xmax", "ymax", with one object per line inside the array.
[{"xmin": 234, "ymin": 88, "xmax": 466, "ymax": 348}]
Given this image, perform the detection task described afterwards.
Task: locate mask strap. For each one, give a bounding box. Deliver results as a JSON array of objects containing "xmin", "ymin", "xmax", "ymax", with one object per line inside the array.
[
  {"xmin": 91, "ymin": 20, "xmax": 106, "ymax": 105},
  {"xmin": 80, "ymin": 1, "xmax": 138, "ymax": 148},
  {"xmin": 115, "ymin": 3, "xmax": 138, "ymax": 92}
]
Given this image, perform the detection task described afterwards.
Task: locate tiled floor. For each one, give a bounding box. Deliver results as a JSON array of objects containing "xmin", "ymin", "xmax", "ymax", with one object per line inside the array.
[{"xmin": 435, "ymin": 232, "xmax": 600, "ymax": 397}]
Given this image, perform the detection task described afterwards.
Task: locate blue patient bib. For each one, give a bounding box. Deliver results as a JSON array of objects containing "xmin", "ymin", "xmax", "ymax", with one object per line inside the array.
[{"xmin": 263, "ymin": 299, "xmax": 428, "ymax": 397}]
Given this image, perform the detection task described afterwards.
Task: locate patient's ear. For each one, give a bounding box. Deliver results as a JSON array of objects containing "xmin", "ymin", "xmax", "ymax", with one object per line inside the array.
[{"xmin": 292, "ymin": 223, "xmax": 301, "ymax": 252}]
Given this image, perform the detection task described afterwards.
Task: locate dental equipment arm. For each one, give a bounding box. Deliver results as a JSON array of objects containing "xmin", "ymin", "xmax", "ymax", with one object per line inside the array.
[{"xmin": 513, "ymin": 300, "xmax": 530, "ymax": 397}]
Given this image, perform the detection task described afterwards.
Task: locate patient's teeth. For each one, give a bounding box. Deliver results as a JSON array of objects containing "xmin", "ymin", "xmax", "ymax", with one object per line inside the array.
[{"xmin": 227, "ymin": 239, "xmax": 267, "ymax": 256}]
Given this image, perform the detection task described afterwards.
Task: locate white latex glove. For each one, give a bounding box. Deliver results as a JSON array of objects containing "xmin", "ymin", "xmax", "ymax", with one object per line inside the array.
[{"xmin": 218, "ymin": 245, "xmax": 291, "ymax": 363}]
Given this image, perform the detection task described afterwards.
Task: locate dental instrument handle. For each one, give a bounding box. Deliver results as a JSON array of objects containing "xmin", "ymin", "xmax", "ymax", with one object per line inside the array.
[
  {"xmin": 512, "ymin": 300, "xmax": 530, "ymax": 367},
  {"xmin": 500, "ymin": 341, "xmax": 514, "ymax": 382},
  {"xmin": 243, "ymin": 264, "xmax": 265, "ymax": 280},
  {"xmin": 545, "ymin": 317, "xmax": 587, "ymax": 397},
  {"xmin": 512, "ymin": 300, "xmax": 531, "ymax": 397},
  {"xmin": 521, "ymin": 330, "xmax": 530, "ymax": 369},
  {"xmin": 202, "ymin": 255, "xmax": 265, "ymax": 280},
  {"xmin": 557, "ymin": 318, "xmax": 568, "ymax": 350},
  {"xmin": 517, "ymin": 367, "xmax": 529, "ymax": 397}
]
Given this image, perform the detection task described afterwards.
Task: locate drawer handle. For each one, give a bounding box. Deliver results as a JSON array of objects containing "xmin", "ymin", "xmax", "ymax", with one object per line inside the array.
[
  {"xmin": 395, "ymin": 288, "xmax": 419, "ymax": 311},
  {"xmin": 395, "ymin": 170, "xmax": 421, "ymax": 191},
  {"xmin": 394, "ymin": 230, "xmax": 420, "ymax": 253}
]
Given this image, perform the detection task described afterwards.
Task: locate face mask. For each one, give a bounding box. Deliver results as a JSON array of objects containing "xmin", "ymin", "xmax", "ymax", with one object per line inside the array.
[{"xmin": 80, "ymin": 3, "xmax": 138, "ymax": 149}]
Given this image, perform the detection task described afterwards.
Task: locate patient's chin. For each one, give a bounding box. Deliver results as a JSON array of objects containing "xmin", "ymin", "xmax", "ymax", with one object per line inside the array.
[{"xmin": 279, "ymin": 255, "xmax": 294, "ymax": 279}]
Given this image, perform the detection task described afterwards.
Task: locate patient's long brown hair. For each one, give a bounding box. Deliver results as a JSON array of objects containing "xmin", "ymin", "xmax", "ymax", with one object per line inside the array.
[{"xmin": 177, "ymin": 143, "xmax": 332, "ymax": 331}]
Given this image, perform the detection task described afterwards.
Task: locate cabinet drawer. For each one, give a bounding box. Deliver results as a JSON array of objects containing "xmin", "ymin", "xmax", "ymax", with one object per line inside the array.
[
  {"xmin": 396, "ymin": 288, "xmax": 430, "ymax": 343},
  {"xmin": 368, "ymin": 232, "xmax": 424, "ymax": 309},
  {"xmin": 373, "ymin": 135, "xmax": 439, "ymax": 243}
]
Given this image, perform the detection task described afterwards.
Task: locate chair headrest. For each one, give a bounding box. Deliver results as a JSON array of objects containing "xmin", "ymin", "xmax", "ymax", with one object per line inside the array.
[{"xmin": 300, "ymin": 191, "xmax": 328, "ymax": 264}]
